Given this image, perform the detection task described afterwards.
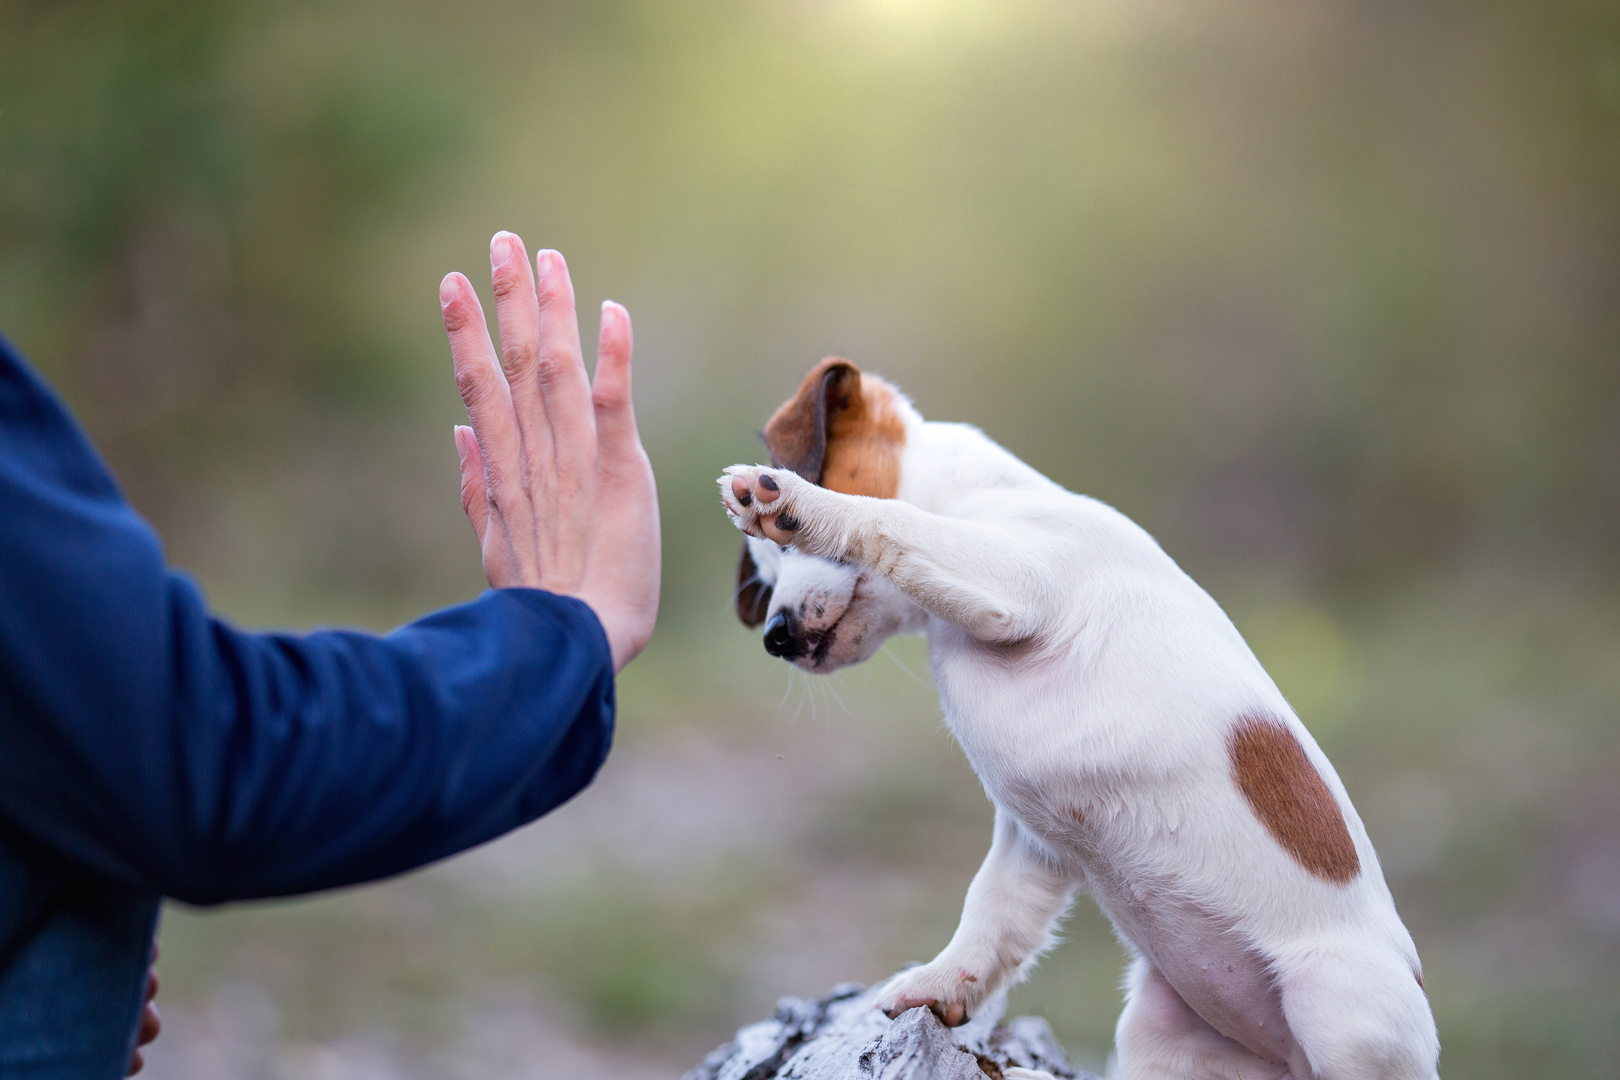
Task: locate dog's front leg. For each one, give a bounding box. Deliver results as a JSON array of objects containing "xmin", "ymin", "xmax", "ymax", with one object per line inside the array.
[
  {"xmin": 720, "ymin": 466, "xmax": 1044, "ymax": 641},
  {"xmin": 875, "ymin": 807, "xmax": 1074, "ymax": 1027}
]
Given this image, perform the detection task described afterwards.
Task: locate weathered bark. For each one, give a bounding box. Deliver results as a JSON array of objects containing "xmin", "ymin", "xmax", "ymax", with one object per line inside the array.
[{"xmin": 682, "ymin": 982, "xmax": 1100, "ymax": 1080}]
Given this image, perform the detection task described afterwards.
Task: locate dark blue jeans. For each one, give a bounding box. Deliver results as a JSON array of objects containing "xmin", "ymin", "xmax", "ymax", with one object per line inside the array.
[{"xmin": 0, "ymin": 842, "xmax": 156, "ymax": 1079}]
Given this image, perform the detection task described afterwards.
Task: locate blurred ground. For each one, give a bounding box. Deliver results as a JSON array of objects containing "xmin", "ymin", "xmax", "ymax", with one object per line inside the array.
[{"xmin": 2, "ymin": 1, "xmax": 1618, "ymax": 1077}]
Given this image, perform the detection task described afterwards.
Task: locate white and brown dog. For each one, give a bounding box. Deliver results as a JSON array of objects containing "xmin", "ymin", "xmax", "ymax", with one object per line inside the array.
[{"xmin": 719, "ymin": 359, "xmax": 1439, "ymax": 1080}]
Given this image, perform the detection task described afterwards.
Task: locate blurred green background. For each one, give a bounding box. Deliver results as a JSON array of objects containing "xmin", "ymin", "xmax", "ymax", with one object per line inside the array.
[{"xmin": 3, "ymin": 0, "xmax": 1619, "ymax": 1076}]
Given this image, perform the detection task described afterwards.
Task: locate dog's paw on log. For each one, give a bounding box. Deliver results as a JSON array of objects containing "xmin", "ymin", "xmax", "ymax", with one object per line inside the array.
[{"xmin": 680, "ymin": 981, "xmax": 1095, "ymax": 1080}]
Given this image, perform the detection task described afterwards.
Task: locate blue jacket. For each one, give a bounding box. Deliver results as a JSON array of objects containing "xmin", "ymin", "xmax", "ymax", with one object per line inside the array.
[{"xmin": 0, "ymin": 332, "xmax": 616, "ymax": 1077}]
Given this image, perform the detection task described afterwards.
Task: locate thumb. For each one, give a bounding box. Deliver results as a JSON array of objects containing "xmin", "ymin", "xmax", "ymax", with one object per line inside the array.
[{"xmin": 592, "ymin": 301, "xmax": 642, "ymax": 467}]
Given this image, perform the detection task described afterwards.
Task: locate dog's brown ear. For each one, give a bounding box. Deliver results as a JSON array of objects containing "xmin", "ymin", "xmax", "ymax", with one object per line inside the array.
[
  {"xmin": 762, "ymin": 358, "xmax": 862, "ymax": 483},
  {"xmin": 735, "ymin": 540, "xmax": 773, "ymax": 627}
]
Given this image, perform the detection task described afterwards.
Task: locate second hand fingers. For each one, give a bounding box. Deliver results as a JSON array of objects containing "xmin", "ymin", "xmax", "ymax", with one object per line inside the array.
[
  {"xmin": 534, "ymin": 250, "xmax": 598, "ymax": 476},
  {"xmin": 455, "ymin": 425, "xmax": 492, "ymax": 545},
  {"xmin": 441, "ymin": 272, "xmax": 535, "ymax": 559},
  {"xmin": 489, "ymin": 231, "xmax": 553, "ymax": 476}
]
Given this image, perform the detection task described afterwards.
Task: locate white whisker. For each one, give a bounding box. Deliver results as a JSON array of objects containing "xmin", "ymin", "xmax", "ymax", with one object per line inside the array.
[
  {"xmin": 778, "ymin": 662, "xmax": 797, "ymax": 712},
  {"xmin": 880, "ymin": 641, "xmax": 930, "ymax": 690},
  {"xmin": 823, "ymin": 675, "xmax": 854, "ymax": 718}
]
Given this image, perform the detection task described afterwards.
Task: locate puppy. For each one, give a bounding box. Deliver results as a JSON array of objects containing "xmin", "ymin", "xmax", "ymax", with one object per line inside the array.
[{"xmin": 719, "ymin": 359, "xmax": 1439, "ymax": 1080}]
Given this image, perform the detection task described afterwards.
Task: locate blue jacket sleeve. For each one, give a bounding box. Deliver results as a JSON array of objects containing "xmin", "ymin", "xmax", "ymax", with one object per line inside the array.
[{"xmin": 0, "ymin": 333, "xmax": 615, "ymax": 905}]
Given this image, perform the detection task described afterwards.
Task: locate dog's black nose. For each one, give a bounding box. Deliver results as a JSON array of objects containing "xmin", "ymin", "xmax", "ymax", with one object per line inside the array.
[{"xmin": 762, "ymin": 610, "xmax": 806, "ymax": 659}]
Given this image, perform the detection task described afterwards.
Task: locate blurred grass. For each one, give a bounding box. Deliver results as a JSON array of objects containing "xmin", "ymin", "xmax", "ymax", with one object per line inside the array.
[{"xmin": 3, "ymin": 0, "xmax": 1620, "ymax": 1076}]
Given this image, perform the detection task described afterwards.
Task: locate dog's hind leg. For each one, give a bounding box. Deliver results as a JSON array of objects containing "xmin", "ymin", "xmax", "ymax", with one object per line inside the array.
[
  {"xmin": 1113, "ymin": 958, "xmax": 1293, "ymax": 1080},
  {"xmin": 874, "ymin": 807, "xmax": 1075, "ymax": 1027},
  {"xmin": 1276, "ymin": 942, "xmax": 1439, "ymax": 1080}
]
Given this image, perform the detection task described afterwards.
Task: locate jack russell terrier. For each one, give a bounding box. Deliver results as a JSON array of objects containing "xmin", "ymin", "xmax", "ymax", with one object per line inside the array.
[{"xmin": 718, "ymin": 359, "xmax": 1439, "ymax": 1080}]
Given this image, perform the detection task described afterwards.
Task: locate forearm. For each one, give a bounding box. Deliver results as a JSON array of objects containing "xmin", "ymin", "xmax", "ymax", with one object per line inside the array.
[
  {"xmin": 943, "ymin": 812, "xmax": 1074, "ymax": 983},
  {"xmin": 168, "ymin": 585, "xmax": 615, "ymax": 902},
  {"xmin": 0, "ymin": 575, "xmax": 614, "ymax": 904}
]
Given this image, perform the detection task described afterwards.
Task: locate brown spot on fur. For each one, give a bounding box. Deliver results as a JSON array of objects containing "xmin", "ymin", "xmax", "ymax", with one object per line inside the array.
[
  {"xmin": 763, "ymin": 358, "xmax": 904, "ymax": 499},
  {"xmin": 1228, "ymin": 714, "xmax": 1361, "ymax": 884},
  {"xmin": 734, "ymin": 541, "xmax": 771, "ymax": 627},
  {"xmin": 1414, "ymin": 971, "xmax": 1424, "ymax": 992}
]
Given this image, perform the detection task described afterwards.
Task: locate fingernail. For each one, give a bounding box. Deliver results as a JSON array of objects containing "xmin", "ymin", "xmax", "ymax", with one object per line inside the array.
[
  {"xmin": 535, "ymin": 249, "xmax": 554, "ymax": 281},
  {"xmin": 439, "ymin": 274, "xmax": 459, "ymax": 306},
  {"xmin": 490, "ymin": 231, "xmax": 516, "ymax": 268}
]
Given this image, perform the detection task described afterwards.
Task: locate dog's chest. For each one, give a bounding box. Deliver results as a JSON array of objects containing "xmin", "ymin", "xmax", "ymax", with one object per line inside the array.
[
  {"xmin": 925, "ymin": 620, "xmax": 1223, "ymax": 866},
  {"xmin": 924, "ymin": 619, "xmax": 1132, "ymax": 788},
  {"xmin": 927, "ymin": 628, "xmax": 1069, "ymax": 772}
]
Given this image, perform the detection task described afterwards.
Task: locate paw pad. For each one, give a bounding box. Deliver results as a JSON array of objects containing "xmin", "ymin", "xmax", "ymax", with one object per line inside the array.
[{"xmin": 719, "ymin": 466, "xmax": 802, "ymax": 544}]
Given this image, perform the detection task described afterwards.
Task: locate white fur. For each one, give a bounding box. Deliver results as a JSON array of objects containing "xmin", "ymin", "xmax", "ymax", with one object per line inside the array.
[{"xmin": 719, "ymin": 393, "xmax": 1439, "ymax": 1080}]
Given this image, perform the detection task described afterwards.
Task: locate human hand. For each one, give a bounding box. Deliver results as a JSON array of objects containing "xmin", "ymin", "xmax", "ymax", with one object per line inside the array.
[
  {"xmin": 440, "ymin": 233, "xmax": 660, "ymax": 673},
  {"xmin": 126, "ymin": 944, "xmax": 160, "ymax": 1075}
]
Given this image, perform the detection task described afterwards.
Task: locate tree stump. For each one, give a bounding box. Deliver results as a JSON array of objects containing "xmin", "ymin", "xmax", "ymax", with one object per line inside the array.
[{"xmin": 681, "ymin": 982, "xmax": 1100, "ymax": 1080}]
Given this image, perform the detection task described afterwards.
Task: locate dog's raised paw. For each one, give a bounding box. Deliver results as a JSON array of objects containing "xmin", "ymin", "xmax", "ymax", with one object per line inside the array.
[{"xmin": 718, "ymin": 466, "xmax": 805, "ymax": 544}]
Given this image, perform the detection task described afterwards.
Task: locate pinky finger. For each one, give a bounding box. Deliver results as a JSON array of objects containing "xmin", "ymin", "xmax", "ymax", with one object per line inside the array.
[{"xmin": 455, "ymin": 425, "xmax": 491, "ymax": 542}]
